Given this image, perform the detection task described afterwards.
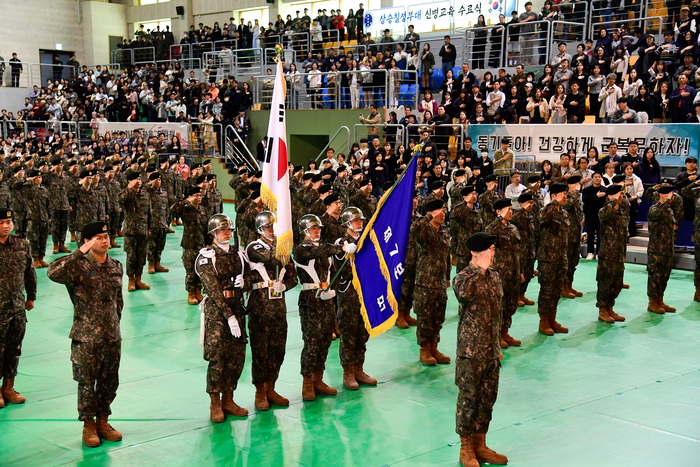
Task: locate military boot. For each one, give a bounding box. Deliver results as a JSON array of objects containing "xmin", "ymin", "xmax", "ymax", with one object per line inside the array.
[
  {"xmin": 110, "ymin": 238, "xmax": 121, "ymax": 248},
  {"xmin": 343, "ymin": 366, "xmax": 359, "ymax": 390},
  {"xmin": 473, "ymin": 433, "xmax": 508, "ymax": 465},
  {"xmin": 254, "ymin": 385, "xmax": 270, "ymax": 411},
  {"xmin": 659, "ymin": 296, "xmax": 676, "ymax": 312},
  {"xmin": 622, "ymin": 283, "xmax": 630, "ymax": 289},
  {"xmin": 33, "ymin": 258, "xmax": 43, "ymax": 268},
  {"xmin": 302, "ymin": 376, "xmax": 315, "ymax": 401},
  {"xmin": 539, "ymin": 314, "xmax": 554, "ymax": 336},
  {"xmin": 0, "ymin": 388, "xmax": 4, "ymax": 408},
  {"xmin": 405, "ymin": 311, "xmax": 417, "ymax": 326},
  {"xmin": 561, "ymin": 284, "xmax": 575, "ymax": 299},
  {"xmin": 116, "ymin": 228, "xmax": 124, "ymax": 238},
  {"xmin": 70, "ymin": 231, "xmax": 76, "ymax": 243},
  {"xmin": 598, "ymin": 307, "xmax": 615, "ymax": 323},
  {"xmin": 221, "ymin": 391, "xmax": 248, "ymax": 416},
  {"xmin": 128, "ymin": 276, "xmax": 136, "ymax": 292},
  {"xmin": 187, "ymin": 291, "xmax": 199, "ymax": 305},
  {"xmin": 500, "ymin": 336, "xmax": 509, "ymax": 348},
  {"xmin": 82, "ymin": 418, "xmax": 101, "ymax": 447},
  {"xmin": 647, "ymin": 297, "xmax": 665, "ymax": 314},
  {"xmin": 155, "ymin": 262, "xmax": 169, "ymax": 272},
  {"xmin": 695, "ymin": 287, "xmax": 700, "ymax": 302},
  {"xmin": 354, "ymin": 364, "xmax": 377, "ymax": 385},
  {"xmin": 52, "ymin": 242, "xmax": 59, "ymax": 254},
  {"xmin": 395, "ymin": 310, "xmax": 409, "ymax": 329},
  {"xmin": 517, "ymin": 298, "xmax": 525, "ymax": 307},
  {"xmin": 520, "ymin": 294, "xmax": 535, "ymax": 306},
  {"xmin": 459, "ymin": 436, "xmax": 480, "ymax": 467},
  {"xmin": 195, "ymin": 287, "xmax": 204, "ymax": 302},
  {"xmin": 549, "ymin": 313, "xmax": 569, "ymax": 333},
  {"xmin": 167, "ymin": 225, "xmax": 175, "ymax": 234},
  {"xmin": 96, "ymin": 417, "xmax": 122, "ymax": 442},
  {"xmin": 313, "ymin": 371, "xmax": 337, "ymax": 396},
  {"xmin": 148, "ymin": 261, "xmax": 156, "ymax": 274},
  {"xmin": 569, "ymin": 282, "xmax": 583, "ymax": 297},
  {"xmin": 209, "ymin": 393, "xmax": 225, "ymax": 422},
  {"xmin": 266, "ymin": 381, "xmax": 289, "ymax": 406},
  {"xmin": 1, "ymin": 377, "xmax": 25, "ymax": 404},
  {"xmin": 607, "ymin": 306, "xmax": 625, "ymax": 322},
  {"xmin": 502, "ymin": 328, "xmax": 521, "ymax": 346},
  {"xmin": 419, "ymin": 344, "xmax": 437, "ymax": 365},
  {"xmin": 135, "ymin": 276, "xmax": 150, "ymax": 290},
  {"xmin": 59, "ymin": 242, "xmax": 71, "ymax": 253},
  {"xmin": 431, "ymin": 342, "xmax": 451, "ymax": 363},
  {"xmin": 39, "ymin": 258, "xmax": 49, "ymax": 268}
]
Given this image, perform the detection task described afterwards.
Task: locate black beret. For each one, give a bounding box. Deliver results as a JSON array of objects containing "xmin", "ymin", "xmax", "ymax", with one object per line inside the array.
[
  {"xmin": 294, "ymin": 165, "xmax": 304, "ymax": 173},
  {"xmin": 383, "ymin": 181, "xmax": 394, "ymax": 191},
  {"xmin": 68, "ymin": 161, "xmax": 78, "ymax": 167},
  {"xmin": 518, "ymin": 192, "xmax": 533, "ymax": 203},
  {"xmin": 493, "ymin": 198, "xmax": 512, "ymax": 210},
  {"xmin": 302, "ymin": 173, "xmax": 314, "ymax": 181},
  {"xmin": 0, "ymin": 209, "xmax": 12, "ymax": 220},
  {"xmin": 203, "ymin": 159, "xmax": 212, "ymax": 165},
  {"xmin": 605, "ymin": 184, "xmax": 623, "ymax": 195},
  {"xmin": 567, "ymin": 175, "xmax": 582, "ymax": 185},
  {"xmin": 10, "ymin": 157, "xmax": 19, "ymax": 163},
  {"xmin": 138, "ymin": 157, "xmax": 147, "ymax": 164},
  {"xmin": 612, "ymin": 174, "xmax": 626, "ymax": 183},
  {"xmin": 191, "ymin": 162, "xmax": 201, "ymax": 170},
  {"xmin": 424, "ymin": 199, "xmax": 444, "ymax": 213},
  {"xmin": 126, "ymin": 172, "xmax": 140, "ymax": 181},
  {"xmin": 248, "ymin": 181, "xmax": 261, "ymax": 191},
  {"xmin": 658, "ymin": 185, "xmax": 674, "ymax": 194},
  {"xmin": 461, "ymin": 185, "xmax": 476, "ymax": 196},
  {"xmin": 466, "ymin": 232, "xmax": 496, "ymax": 252},
  {"xmin": 146, "ymin": 164, "xmax": 157, "ymax": 173},
  {"xmin": 12, "ymin": 167, "xmax": 23, "ymax": 174},
  {"xmin": 230, "ymin": 168, "xmax": 239, "ymax": 175},
  {"xmin": 661, "ymin": 177, "xmax": 674, "ymax": 185},
  {"xmin": 549, "ymin": 182, "xmax": 567, "ymax": 194},
  {"xmin": 318, "ymin": 184, "xmax": 332, "ymax": 194},
  {"xmin": 359, "ymin": 178, "xmax": 371, "ymax": 187},
  {"xmin": 196, "ymin": 175, "xmax": 207, "ymax": 184},
  {"xmin": 81, "ymin": 221, "xmax": 108, "ymax": 240},
  {"xmin": 454, "ymin": 169, "xmax": 466, "ymax": 177},
  {"xmin": 149, "ymin": 172, "xmax": 161, "ymax": 181},
  {"xmin": 431, "ymin": 180, "xmax": 445, "ymax": 191},
  {"xmin": 238, "ymin": 167, "xmax": 248, "ymax": 174},
  {"xmin": 159, "ymin": 155, "xmax": 169, "ymax": 164},
  {"xmin": 206, "ymin": 174, "xmax": 216, "ymax": 180},
  {"xmin": 352, "ymin": 168, "xmax": 362, "ymax": 176},
  {"xmin": 324, "ymin": 193, "xmax": 340, "ymax": 205},
  {"xmin": 187, "ymin": 186, "xmax": 203, "ymax": 196},
  {"xmin": 250, "ymin": 190, "xmax": 261, "ymax": 199},
  {"xmin": 337, "ymin": 165, "xmax": 348, "ymax": 173},
  {"xmin": 311, "ymin": 174, "xmax": 323, "ymax": 183},
  {"xmin": 37, "ymin": 161, "xmax": 47, "ymax": 168},
  {"xmin": 27, "ymin": 170, "xmax": 40, "ymax": 178},
  {"xmin": 51, "ymin": 158, "xmax": 62, "ymax": 166},
  {"xmin": 255, "ymin": 170, "xmax": 263, "ymax": 178},
  {"xmin": 80, "ymin": 170, "xmax": 94, "ymax": 179},
  {"xmin": 485, "ymin": 174, "xmax": 497, "ymax": 183},
  {"xmin": 104, "ymin": 165, "xmax": 114, "ymax": 173}
]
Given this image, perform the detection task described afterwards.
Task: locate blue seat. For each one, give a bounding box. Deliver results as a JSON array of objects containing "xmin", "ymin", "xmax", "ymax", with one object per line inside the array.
[
  {"xmin": 399, "ymin": 84, "xmax": 416, "ymax": 106},
  {"xmin": 430, "ymin": 69, "xmax": 443, "ymax": 90}
]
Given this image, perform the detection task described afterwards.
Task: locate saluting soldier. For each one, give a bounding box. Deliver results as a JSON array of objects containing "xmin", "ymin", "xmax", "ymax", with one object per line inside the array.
[
  {"xmin": 332, "ymin": 165, "xmax": 350, "ymax": 207},
  {"xmin": 146, "ymin": 172, "xmax": 170, "ymax": 275},
  {"xmin": 103, "ymin": 165, "xmax": 122, "ymax": 248},
  {"xmin": 207, "ymin": 174, "xmax": 224, "ymax": 215},
  {"xmin": 562, "ymin": 175, "xmax": 584, "ymax": 298},
  {"xmin": 66, "ymin": 161, "xmax": 81, "ymax": 242},
  {"xmin": 195, "ymin": 214, "xmax": 250, "ymax": 422},
  {"xmin": 643, "ymin": 177, "xmax": 683, "ymax": 238},
  {"xmin": 596, "ymin": 185, "xmax": 628, "ymax": 323},
  {"xmin": 246, "ymin": 211, "xmax": 298, "ymax": 411},
  {"xmin": 680, "ymin": 178, "xmax": 700, "ymax": 301},
  {"xmin": 292, "ymin": 173, "xmax": 314, "ymax": 245},
  {"xmin": 46, "ymin": 158, "xmax": 72, "ymax": 254},
  {"xmin": 452, "ymin": 185, "xmax": 483, "ymax": 273},
  {"xmin": 511, "ymin": 192, "xmax": 536, "ymax": 307},
  {"xmin": 308, "ymin": 184, "xmax": 333, "ymax": 217},
  {"xmin": 23, "ymin": 170, "xmax": 50, "ymax": 268},
  {"xmin": 333, "ymin": 207, "xmax": 377, "ymax": 391},
  {"xmin": 169, "ymin": 161, "xmax": 184, "ymax": 226},
  {"xmin": 73, "ymin": 170, "xmax": 100, "ymax": 245},
  {"xmin": 171, "ymin": 187, "xmax": 208, "ymax": 305},
  {"xmin": 646, "ymin": 185, "xmax": 678, "ymax": 314},
  {"xmin": 478, "ymin": 174, "xmax": 502, "ymax": 227},
  {"xmin": 350, "ymin": 178, "xmax": 377, "ymax": 220},
  {"xmin": 241, "ymin": 189, "xmax": 264, "ymax": 247},
  {"xmin": 612, "ymin": 174, "xmax": 631, "ymax": 289},
  {"xmin": 452, "ymin": 232, "xmax": 508, "ymax": 467},
  {"xmin": 9, "ymin": 166, "xmax": 27, "ymax": 238},
  {"xmin": 419, "ymin": 180, "xmax": 445, "ymax": 215},
  {"xmin": 396, "ymin": 190, "xmax": 421, "ymax": 329},
  {"xmin": 118, "ymin": 171, "xmax": 152, "ymax": 292},
  {"xmin": 0, "ymin": 210, "xmax": 36, "ymax": 410},
  {"xmin": 47, "ymin": 221, "xmax": 124, "ymax": 448},
  {"xmin": 236, "ymin": 181, "xmax": 260, "ymax": 246},
  {"xmin": 320, "ymin": 192, "xmax": 344, "ymax": 244}
]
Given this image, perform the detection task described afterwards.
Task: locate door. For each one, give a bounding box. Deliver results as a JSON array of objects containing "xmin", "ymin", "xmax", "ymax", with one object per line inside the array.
[{"xmin": 39, "ymin": 50, "xmax": 74, "ymax": 85}]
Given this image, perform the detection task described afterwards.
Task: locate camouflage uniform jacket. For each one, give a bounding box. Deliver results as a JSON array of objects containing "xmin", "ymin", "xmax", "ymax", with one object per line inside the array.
[
  {"xmin": 95, "ymin": 182, "xmax": 109, "ymax": 219},
  {"xmin": 597, "ymin": 200, "xmax": 627, "ymax": 262},
  {"xmin": 413, "ymin": 213, "xmax": 451, "ymax": 288},
  {"xmin": 537, "ymin": 203, "xmax": 569, "ymax": 264},
  {"xmin": 681, "ymin": 182, "xmax": 700, "ymax": 242},
  {"xmin": 104, "ymin": 178, "xmax": 122, "ymax": 213},
  {"xmin": 478, "ymin": 189, "xmax": 502, "ymax": 226},
  {"xmin": 452, "ymin": 202, "xmax": 483, "ymax": 257},
  {"xmin": 9, "ymin": 177, "xmax": 26, "ymax": 212},
  {"xmin": 292, "ymin": 238, "xmax": 343, "ymax": 287},
  {"xmin": 485, "ymin": 219, "xmax": 521, "ymax": 282},
  {"xmin": 246, "ymin": 239, "xmax": 299, "ymax": 311},
  {"xmin": 0, "ymin": 235, "xmax": 37, "ymax": 316},
  {"xmin": 320, "ymin": 212, "xmax": 345, "ymax": 244},
  {"xmin": 146, "ymin": 185, "xmax": 169, "ymax": 230},
  {"xmin": 45, "ymin": 172, "xmax": 71, "ymax": 211},
  {"xmin": 644, "ymin": 187, "xmax": 683, "ymax": 227},
  {"xmin": 564, "ymin": 190, "xmax": 584, "ymax": 243},
  {"xmin": 170, "ymin": 199, "xmax": 208, "ymax": 249},
  {"xmin": 333, "ymin": 178, "xmax": 350, "ymax": 207},
  {"xmin": 24, "ymin": 182, "xmax": 50, "ymax": 221},
  {"xmin": 332, "ymin": 232, "xmax": 359, "ymax": 296},
  {"xmin": 118, "ymin": 188, "xmax": 151, "ymax": 236},
  {"xmin": 511, "ymin": 208, "xmax": 536, "ymax": 261},
  {"xmin": 308, "ymin": 198, "xmax": 326, "ymax": 218},
  {"xmin": 349, "ymin": 191, "xmax": 377, "ymax": 221},
  {"xmin": 0, "ymin": 181, "xmax": 11, "ymax": 210},
  {"xmin": 47, "ymin": 249, "xmax": 124, "ymax": 342},
  {"xmin": 647, "ymin": 201, "xmax": 675, "ymax": 257},
  {"xmin": 453, "ymin": 263, "xmax": 503, "ymax": 361},
  {"xmin": 404, "ymin": 212, "xmax": 422, "ymax": 276},
  {"xmin": 74, "ymin": 185, "xmax": 100, "ymax": 229},
  {"xmin": 209, "ymin": 187, "xmax": 224, "ymax": 215}
]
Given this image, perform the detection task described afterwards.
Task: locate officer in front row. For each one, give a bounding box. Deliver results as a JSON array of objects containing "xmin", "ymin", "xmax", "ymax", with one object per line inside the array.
[
  {"xmin": 195, "ymin": 214, "xmax": 250, "ymax": 423},
  {"xmin": 47, "ymin": 221, "xmax": 124, "ymax": 448},
  {"xmin": 452, "ymin": 232, "xmax": 508, "ymax": 467}
]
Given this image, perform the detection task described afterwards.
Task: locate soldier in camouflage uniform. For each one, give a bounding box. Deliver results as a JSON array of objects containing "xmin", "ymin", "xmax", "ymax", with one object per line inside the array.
[
  {"xmin": 332, "ymin": 207, "xmax": 377, "ymax": 391},
  {"xmin": 73, "ymin": 170, "xmax": 100, "ymax": 245},
  {"xmin": 562, "ymin": 175, "xmax": 584, "ymax": 298},
  {"xmin": 293, "ymin": 214, "xmax": 350, "ymax": 401},
  {"xmin": 235, "ymin": 181, "xmax": 260, "ymax": 246},
  {"xmin": 646, "ymin": 186, "xmax": 678, "ymax": 314},
  {"xmin": 419, "ymin": 181, "xmax": 445, "ymax": 215},
  {"xmin": 0, "ymin": 166, "xmax": 11, "ymax": 210},
  {"xmin": 612, "ymin": 174, "xmax": 632, "ymax": 289},
  {"xmin": 396, "ymin": 191, "xmax": 421, "ymax": 329},
  {"xmin": 308, "ymin": 184, "xmax": 333, "ymax": 218},
  {"xmin": 46, "ymin": 159, "xmax": 72, "ymax": 254},
  {"xmin": 9, "ymin": 167, "xmax": 26, "ymax": 238},
  {"xmin": 103, "ymin": 166, "xmax": 122, "ymax": 249},
  {"xmin": 241, "ymin": 190, "xmax": 264, "ymax": 248},
  {"xmin": 452, "ymin": 232, "xmax": 507, "ymax": 467},
  {"xmin": 486, "ymin": 198, "xmax": 522, "ymax": 348},
  {"xmin": 292, "ymin": 173, "xmax": 314, "ymax": 245},
  {"xmin": 66, "ymin": 162, "xmax": 80, "ymax": 242},
  {"xmin": 47, "ymin": 221, "xmax": 124, "ymax": 448},
  {"xmin": 477, "ymin": 175, "xmax": 502, "ymax": 227},
  {"xmin": 146, "ymin": 172, "xmax": 170, "ymax": 275},
  {"xmin": 169, "ymin": 162, "xmax": 184, "ymax": 226},
  {"xmin": 0, "ymin": 210, "xmax": 37, "ymax": 410},
  {"xmin": 171, "ymin": 187, "xmax": 208, "ymax": 305},
  {"xmin": 350, "ymin": 179, "xmax": 377, "ymax": 220},
  {"xmin": 156, "ymin": 157, "xmax": 175, "ymax": 234},
  {"xmin": 118, "ymin": 172, "xmax": 152, "ymax": 292},
  {"xmin": 537, "ymin": 183, "xmax": 570, "ymax": 336},
  {"xmin": 195, "ymin": 214, "xmax": 250, "ymax": 422},
  {"xmin": 413, "ymin": 199, "xmax": 452, "ymax": 366},
  {"xmin": 23, "ymin": 170, "xmax": 50, "ymax": 268},
  {"xmin": 452, "ymin": 186, "xmax": 483, "ymax": 273},
  {"xmin": 643, "ymin": 177, "xmax": 683, "ymax": 238},
  {"xmin": 332, "ymin": 165, "xmax": 350, "ymax": 207},
  {"xmin": 681, "ymin": 178, "xmax": 700, "ymax": 301},
  {"xmin": 596, "ymin": 185, "xmax": 628, "ymax": 323},
  {"xmin": 511, "ymin": 192, "xmax": 536, "ymax": 307},
  {"xmin": 449, "ymin": 169, "xmax": 469, "ymax": 213},
  {"xmin": 207, "ymin": 174, "xmax": 223, "ymax": 215},
  {"xmin": 320, "ymin": 193, "xmax": 345, "ymax": 244},
  {"xmin": 92, "ymin": 171, "xmax": 109, "ymax": 223},
  {"xmin": 245, "ymin": 211, "xmax": 298, "ymax": 411}
]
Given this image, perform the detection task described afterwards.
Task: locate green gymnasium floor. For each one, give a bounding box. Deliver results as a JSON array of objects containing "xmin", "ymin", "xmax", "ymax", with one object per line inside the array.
[{"xmin": 1, "ymin": 203, "xmax": 700, "ymax": 467}]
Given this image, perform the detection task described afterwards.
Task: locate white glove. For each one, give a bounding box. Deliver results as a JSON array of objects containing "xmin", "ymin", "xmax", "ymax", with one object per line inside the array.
[
  {"xmin": 228, "ymin": 315, "xmax": 241, "ymax": 338},
  {"xmin": 342, "ymin": 242, "xmax": 357, "ymax": 254},
  {"xmin": 319, "ymin": 289, "xmax": 336, "ymax": 301},
  {"xmin": 272, "ymin": 281, "xmax": 286, "ymax": 293},
  {"xmin": 234, "ymin": 274, "xmax": 244, "ymax": 288}
]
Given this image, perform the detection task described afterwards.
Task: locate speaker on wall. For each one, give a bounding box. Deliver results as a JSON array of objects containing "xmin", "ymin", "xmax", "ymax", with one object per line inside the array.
[
  {"xmin": 266, "ymin": 0, "xmax": 274, "ymax": 3},
  {"xmin": 176, "ymin": 6, "xmax": 184, "ymax": 15}
]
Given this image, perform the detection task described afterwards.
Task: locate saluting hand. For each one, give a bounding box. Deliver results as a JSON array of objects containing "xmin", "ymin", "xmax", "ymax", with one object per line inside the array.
[{"xmin": 80, "ymin": 237, "xmax": 97, "ymax": 254}]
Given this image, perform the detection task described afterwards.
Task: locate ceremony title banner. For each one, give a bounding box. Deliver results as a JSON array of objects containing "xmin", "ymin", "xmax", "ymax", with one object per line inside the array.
[{"xmin": 467, "ymin": 123, "xmax": 697, "ymax": 166}]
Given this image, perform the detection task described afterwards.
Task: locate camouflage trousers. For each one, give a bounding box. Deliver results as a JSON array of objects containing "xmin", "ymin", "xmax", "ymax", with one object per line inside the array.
[
  {"xmin": 647, "ymin": 254, "xmax": 673, "ymax": 298},
  {"xmin": 398, "ymin": 265, "xmax": 417, "ymax": 311},
  {"xmin": 248, "ymin": 294, "xmax": 288, "ymax": 386},
  {"xmin": 203, "ymin": 317, "xmax": 246, "ymax": 393},
  {"xmin": 0, "ymin": 312, "xmax": 26, "ymax": 379},
  {"xmin": 148, "ymin": 228, "xmax": 167, "ymax": 263},
  {"xmin": 520, "ymin": 256, "xmax": 536, "ymax": 296},
  {"xmin": 182, "ymin": 248, "xmax": 201, "ymax": 292},
  {"xmin": 500, "ymin": 277, "xmax": 520, "ymax": 330},
  {"xmin": 596, "ymin": 259, "xmax": 624, "ymax": 308},
  {"xmin": 695, "ymin": 247, "xmax": 700, "ymax": 287},
  {"xmin": 27, "ymin": 219, "xmax": 49, "ymax": 259},
  {"xmin": 69, "ymin": 206, "xmax": 77, "ymax": 231},
  {"xmin": 455, "ymin": 254, "xmax": 471, "ymax": 276},
  {"xmin": 537, "ymin": 260, "xmax": 566, "ymax": 316},
  {"xmin": 455, "ymin": 357, "xmax": 500, "ymax": 437},
  {"xmin": 13, "ymin": 211, "xmax": 27, "ymax": 238},
  {"xmin": 298, "ymin": 291, "xmax": 335, "ymax": 377},
  {"xmin": 567, "ymin": 239, "xmax": 581, "ymax": 283},
  {"xmin": 337, "ymin": 290, "xmax": 369, "ymax": 369},
  {"xmin": 123, "ymin": 234, "xmax": 148, "ymax": 277},
  {"xmin": 413, "ymin": 285, "xmax": 447, "ymax": 346},
  {"xmin": 51, "ymin": 210, "xmax": 69, "ymax": 243},
  {"xmin": 107, "ymin": 212, "xmax": 121, "ymax": 239},
  {"xmin": 71, "ymin": 339, "xmax": 120, "ymax": 421}
]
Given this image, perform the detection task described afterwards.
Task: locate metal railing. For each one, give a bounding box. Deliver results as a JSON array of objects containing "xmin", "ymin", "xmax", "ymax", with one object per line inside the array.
[
  {"xmin": 507, "ymin": 20, "xmax": 551, "ymax": 68},
  {"xmin": 189, "ymin": 121, "xmax": 222, "ymax": 158},
  {"xmin": 315, "ymin": 125, "xmax": 351, "ymax": 162},
  {"xmin": 590, "ymin": 16, "xmax": 665, "ymax": 43},
  {"xmin": 407, "ymin": 123, "xmax": 464, "ymax": 155},
  {"xmin": 465, "ymin": 26, "xmax": 505, "ymax": 70},
  {"xmin": 324, "ymin": 44, "xmax": 368, "ymax": 60},
  {"xmin": 424, "ymin": 36, "xmax": 466, "ymax": 69},
  {"xmin": 388, "ymin": 69, "xmax": 419, "ymax": 110},
  {"xmin": 353, "ymin": 123, "xmax": 405, "ymax": 148},
  {"xmin": 0, "ymin": 61, "xmax": 29, "ymax": 87},
  {"xmin": 233, "ymin": 48, "xmax": 263, "ymax": 77},
  {"xmin": 366, "ymin": 39, "xmax": 414, "ymax": 56},
  {"xmin": 588, "ymin": 2, "xmax": 648, "ymax": 36},
  {"xmin": 4, "ymin": 119, "xmax": 76, "ymax": 141},
  {"xmin": 225, "ymin": 124, "xmax": 258, "ymax": 172},
  {"xmin": 203, "ymin": 51, "xmax": 235, "ymax": 82},
  {"xmin": 111, "ymin": 49, "xmax": 133, "ymax": 66},
  {"xmin": 111, "ymin": 46, "xmax": 156, "ymax": 66},
  {"xmin": 30, "ymin": 63, "xmax": 76, "ymax": 87}
]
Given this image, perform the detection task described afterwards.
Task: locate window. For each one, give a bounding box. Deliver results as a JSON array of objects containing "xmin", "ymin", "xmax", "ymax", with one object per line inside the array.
[
  {"xmin": 135, "ymin": 19, "xmax": 172, "ymax": 38},
  {"xmin": 140, "ymin": 0, "xmax": 170, "ymax": 5},
  {"xmin": 235, "ymin": 8, "xmax": 270, "ymax": 31}
]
